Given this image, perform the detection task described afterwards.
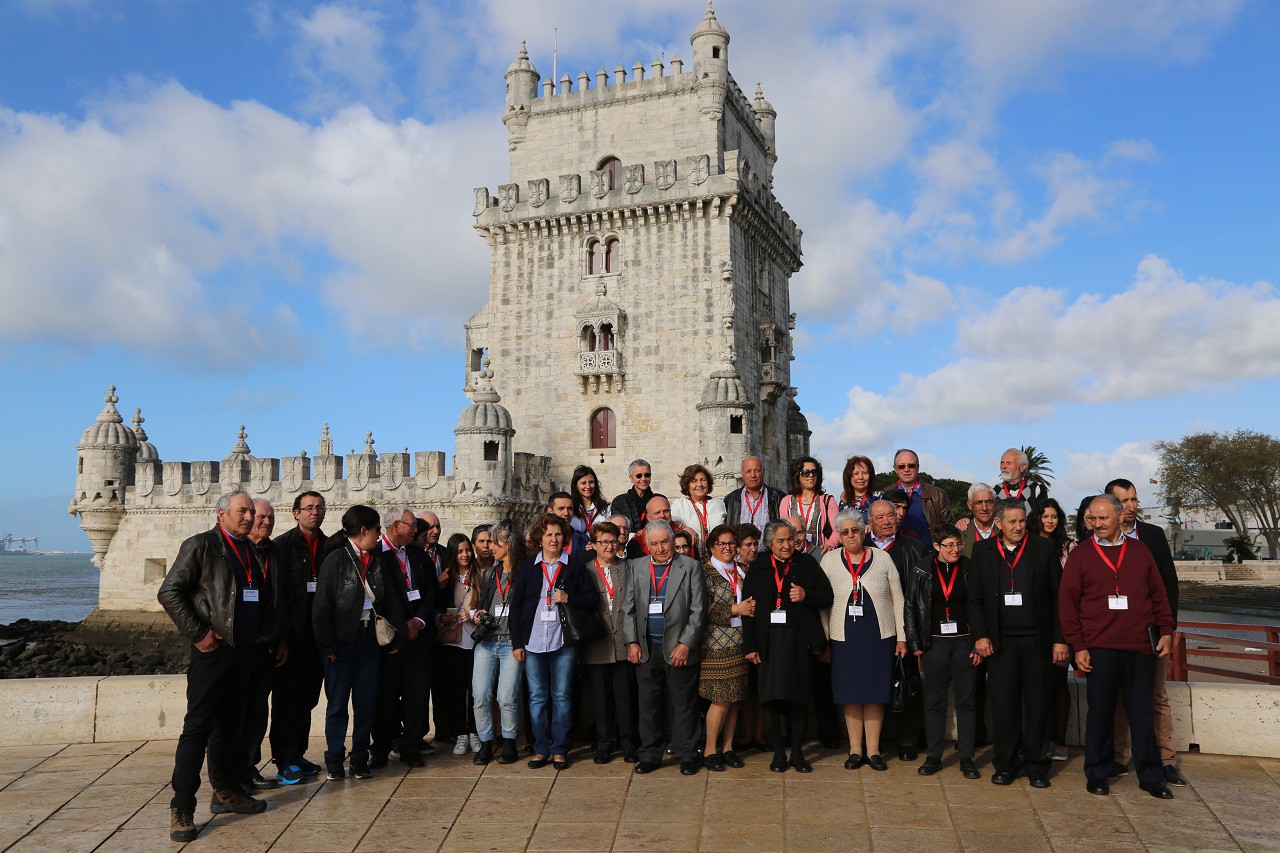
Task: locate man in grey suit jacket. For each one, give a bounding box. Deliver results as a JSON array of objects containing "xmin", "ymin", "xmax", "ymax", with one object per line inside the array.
[{"xmin": 622, "ymin": 519, "xmax": 706, "ymax": 775}]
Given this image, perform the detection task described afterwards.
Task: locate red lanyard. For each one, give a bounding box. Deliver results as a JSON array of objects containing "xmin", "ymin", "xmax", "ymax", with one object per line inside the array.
[
  {"xmin": 541, "ymin": 560, "xmax": 563, "ymax": 606},
  {"xmin": 934, "ymin": 558, "xmax": 959, "ymax": 621},
  {"xmin": 304, "ymin": 532, "xmax": 320, "ymax": 578},
  {"xmin": 1002, "ymin": 480, "xmax": 1026, "ymax": 499},
  {"xmin": 693, "ymin": 499, "xmax": 710, "ymax": 535},
  {"xmin": 219, "ymin": 527, "xmax": 254, "ymax": 586},
  {"xmin": 796, "ymin": 497, "xmax": 816, "ymax": 539},
  {"xmin": 495, "ymin": 568, "xmax": 512, "ymax": 600},
  {"xmin": 595, "ymin": 559, "xmax": 615, "ymax": 599},
  {"xmin": 581, "ymin": 504, "xmax": 597, "ymax": 529},
  {"xmin": 650, "ymin": 560, "xmax": 672, "ymax": 596},
  {"xmin": 842, "ymin": 549, "xmax": 869, "ymax": 601},
  {"xmin": 975, "ymin": 524, "xmax": 995, "ymax": 540},
  {"xmin": 356, "ymin": 549, "xmax": 370, "ymax": 583},
  {"xmin": 771, "ymin": 555, "xmax": 791, "ymax": 609},
  {"xmin": 743, "ymin": 489, "xmax": 764, "ymax": 520},
  {"xmin": 999, "ymin": 537, "xmax": 1028, "ymax": 592},
  {"xmin": 880, "ymin": 535, "xmax": 896, "ymax": 552},
  {"xmin": 716, "ymin": 561, "xmax": 740, "ymax": 601},
  {"xmin": 383, "ymin": 536, "xmax": 411, "ymax": 587},
  {"xmin": 1092, "ymin": 538, "xmax": 1127, "ymax": 594}
]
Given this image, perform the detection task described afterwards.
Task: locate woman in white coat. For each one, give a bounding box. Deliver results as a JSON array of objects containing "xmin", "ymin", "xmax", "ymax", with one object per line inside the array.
[{"xmin": 669, "ymin": 463, "xmax": 726, "ymax": 559}]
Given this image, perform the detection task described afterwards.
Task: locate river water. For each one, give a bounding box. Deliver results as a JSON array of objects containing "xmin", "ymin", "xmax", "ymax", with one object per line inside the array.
[{"xmin": 0, "ymin": 554, "xmax": 98, "ymax": 624}]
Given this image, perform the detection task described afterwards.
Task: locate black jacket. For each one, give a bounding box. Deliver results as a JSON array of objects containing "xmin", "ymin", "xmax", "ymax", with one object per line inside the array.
[
  {"xmin": 379, "ymin": 542, "xmax": 439, "ymax": 633},
  {"xmin": 967, "ymin": 535, "xmax": 1063, "ymax": 653},
  {"xmin": 313, "ymin": 541, "xmax": 404, "ymax": 657},
  {"xmin": 741, "ymin": 551, "xmax": 834, "ymax": 659},
  {"xmin": 723, "ymin": 485, "xmax": 786, "ymax": 527},
  {"xmin": 272, "ymin": 526, "xmax": 328, "ymax": 646},
  {"xmin": 508, "ymin": 555, "xmax": 600, "ymax": 652},
  {"xmin": 609, "ymin": 488, "xmax": 654, "ymax": 531},
  {"xmin": 868, "ymin": 533, "xmax": 928, "ymax": 594},
  {"xmin": 1135, "ymin": 520, "xmax": 1180, "ymax": 626},
  {"xmin": 249, "ymin": 537, "xmax": 288, "ymax": 647},
  {"xmin": 904, "ymin": 556, "xmax": 975, "ymax": 653},
  {"xmin": 158, "ymin": 526, "xmax": 276, "ymax": 648}
]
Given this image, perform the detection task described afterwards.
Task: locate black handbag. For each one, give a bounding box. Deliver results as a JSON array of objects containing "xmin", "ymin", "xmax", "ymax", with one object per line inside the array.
[
  {"xmin": 557, "ymin": 601, "xmax": 609, "ymax": 647},
  {"xmin": 889, "ymin": 655, "xmax": 919, "ymax": 714}
]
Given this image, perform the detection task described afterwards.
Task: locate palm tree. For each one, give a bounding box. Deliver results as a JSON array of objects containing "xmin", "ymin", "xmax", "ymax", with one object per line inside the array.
[{"xmin": 1020, "ymin": 445, "xmax": 1054, "ymax": 487}]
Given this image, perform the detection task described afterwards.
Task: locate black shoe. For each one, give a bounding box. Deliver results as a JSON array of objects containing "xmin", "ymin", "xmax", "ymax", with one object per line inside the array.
[
  {"xmin": 721, "ymin": 750, "xmax": 744, "ymax": 769},
  {"xmin": 211, "ymin": 789, "xmax": 267, "ymax": 815},
  {"xmin": 769, "ymin": 755, "xmax": 788, "ymax": 773},
  {"xmin": 790, "ymin": 755, "xmax": 812, "ymax": 773},
  {"xmin": 368, "ymin": 753, "xmax": 389, "ymax": 770},
  {"xmin": 679, "ymin": 758, "xmax": 700, "ymax": 775},
  {"xmin": 1140, "ymin": 781, "xmax": 1175, "ymax": 799},
  {"xmin": 170, "ymin": 806, "xmax": 197, "ymax": 843},
  {"xmin": 553, "ymin": 757, "xmax": 570, "ymax": 771},
  {"xmin": 918, "ymin": 757, "xmax": 942, "ymax": 776},
  {"xmin": 1028, "ymin": 773, "xmax": 1051, "ymax": 789},
  {"xmin": 634, "ymin": 760, "xmax": 660, "ymax": 774},
  {"xmin": 244, "ymin": 769, "xmax": 279, "ymax": 791},
  {"xmin": 703, "ymin": 754, "xmax": 725, "ymax": 772},
  {"xmin": 298, "ymin": 757, "xmax": 322, "ymax": 776},
  {"xmin": 1163, "ymin": 765, "xmax": 1188, "ymax": 787},
  {"xmin": 401, "ymin": 752, "xmax": 424, "ymax": 769},
  {"xmin": 473, "ymin": 742, "xmax": 493, "ymax": 766},
  {"xmin": 419, "ymin": 740, "xmax": 437, "ymax": 756},
  {"xmin": 593, "ymin": 749, "xmax": 612, "ymax": 765},
  {"xmin": 991, "ymin": 770, "xmax": 1017, "ymax": 786},
  {"xmin": 1108, "ymin": 762, "xmax": 1130, "ymax": 781},
  {"xmin": 350, "ymin": 756, "xmax": 372, "ymax": 779},
  {"xmin": 527, "ymin": 755, "xmax": 550, "ymax": 769},
  {"xmin": 325, "ymin": 759, "xmax": 346, "ymax": 781},
  {"xmin": 1087, "ymin": 780, "xmax": 1111, "ymax": 796},
  {"xmin": 845, "ymin": 753, "xmax": 864, "ymax": 770},
  {"xmin": 898, "ymin": 746, "xmax": 918, "ymax": 762},
  {"xmin": 750, "ymin": 740, "xmax": 771, "ymax": 752},
  {"xmin": 960, "ymin": 758, "xmax": 980, "ymax": 780},
  {"xmin": 622, "ymin": 750, "xmax": 640, "ymax": 764},
  {"xmin": 498, "ymin": 739, "xmax": 519, "ymax": 765},
  {"xmin": 866, "ymin": 754, "xmax": 888, "ymax": 772}
]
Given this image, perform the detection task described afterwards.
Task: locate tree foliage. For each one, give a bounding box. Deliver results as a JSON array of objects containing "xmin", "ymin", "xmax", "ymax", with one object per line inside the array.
[
  {"xmin": 1020, "ymin": 445, "xmax": 1054, "ymax": 487},
  {"xmin": 1155, "ymin": 430, "xmax": 1280, "ymax": 559}
]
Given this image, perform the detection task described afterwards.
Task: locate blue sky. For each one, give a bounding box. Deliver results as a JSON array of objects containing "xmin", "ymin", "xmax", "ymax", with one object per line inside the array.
[{"xmin": 2, "ymin": 0, "xmax": 1278, "ymax": 549}]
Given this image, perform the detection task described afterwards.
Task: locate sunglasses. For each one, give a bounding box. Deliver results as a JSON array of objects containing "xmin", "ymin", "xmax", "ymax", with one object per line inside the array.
[
  {"xmin": 799, "ymin": 469, "xmax": 818, "ymax": 476},
  {"xmin": 895, "ymin": 463, "xmax": 918, "ymax": 470}
]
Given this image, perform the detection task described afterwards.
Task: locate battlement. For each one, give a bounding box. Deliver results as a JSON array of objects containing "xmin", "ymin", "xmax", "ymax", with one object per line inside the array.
[{"xmin": 534, "ymin": 56, "xmax": 692, "ymax": 108}]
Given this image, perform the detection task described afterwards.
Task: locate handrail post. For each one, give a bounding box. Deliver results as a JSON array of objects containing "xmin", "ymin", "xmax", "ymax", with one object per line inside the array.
[{"xmin": 1169, "ymin": 631, "xmax": 1186, "ymax": 682}]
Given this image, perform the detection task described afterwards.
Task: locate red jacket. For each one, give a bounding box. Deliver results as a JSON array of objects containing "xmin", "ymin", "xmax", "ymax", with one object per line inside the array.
[{"xmin": 1059, "ymin": 536, "xmax": 1174, "ymax": 653}]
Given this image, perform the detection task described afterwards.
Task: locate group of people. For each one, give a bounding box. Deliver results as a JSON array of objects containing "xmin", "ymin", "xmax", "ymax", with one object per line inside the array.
[{"xmin": 159, "ymin": 448, "xmax": 1183, "ymax": 842}]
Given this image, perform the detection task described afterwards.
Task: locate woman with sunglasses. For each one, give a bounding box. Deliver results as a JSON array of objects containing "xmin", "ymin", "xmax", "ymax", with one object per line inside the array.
[
  {"xmin": 779, "ymin": 457, "xmax": 840, "ymax": 556},
  {"xmin": 700, "ymin": 524, "xmax": 754, "ymax": 770}
]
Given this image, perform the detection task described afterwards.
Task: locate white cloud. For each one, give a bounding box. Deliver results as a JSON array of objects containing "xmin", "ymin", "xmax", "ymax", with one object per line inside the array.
[
  {"xmin": 293, "ymin": 3, "xmax": 402, "ymax": 116},
  {"xmin": 1057, "ymin": 441, "xmax": 1161, "ymax": 514},
  {"xmin": 812, "ymin": 255, "xmax": 1280, "ymax": 451}
]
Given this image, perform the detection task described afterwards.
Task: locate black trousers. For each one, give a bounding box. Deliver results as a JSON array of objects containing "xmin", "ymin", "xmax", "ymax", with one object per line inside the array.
[
  {"xmin": 587, "ymin": 661, "xmax": 639, "ymax": 752},
  {"xmin": 435, "ymin": 644, "xmax": 476, "ymax": 740},
  {"xmin": 1050, "ymin": 662, "xmax": 1071, "ymax": 746},
  {"xmin": 372, "ymin": 635, "xmax": 432, "ymax": 758},
  {"xmin": 974, "ymin": 660, "xmax": 989, "ymax": 742},
  {"xmin": 811, "ymin": 659, "xmax": 839, "ymax": 744},
  {"xmin": 1084, "ymin": 648, "xmax": 1161, "ymax": 785},
  {"xmin": 891, "ymin": 657, "xmax": 925, "ymax": 748},
  {"xmin": 238, "ymin": 642, "xmax": 276, "ymax": 778},
  {"xmin": 921, "ymin": 636, "xmax": 977, "ymax": 759},
  {"xmin": 987, "ymin": 634, "xmax": 1052, "ymax": 775},
  {"xmin": 636, "ymin": 643, "xmax": 700, "ymax": 763},
  {"xmin": 170, "ymin": 642, "xmax": 255, "ymax": 811},
  {"xmin": 268, "ymin": 628, "xmax": 325, "ymax": 765}
]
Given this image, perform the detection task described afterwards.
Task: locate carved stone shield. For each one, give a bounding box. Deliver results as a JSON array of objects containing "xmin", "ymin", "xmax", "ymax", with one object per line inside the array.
[
  {"xmin": 623, "ymin": 164, "xmax": 644, "ymax": 194},
  {"xmin": 164, "ymin": 462, "xmax": 186, "ymax": 496},
  {"xmin": 473, "ymin": 187, "xmax": 490, "ymax": 216},
  {"xmin": 590, "ymin": 169, "xmax": 610, "ymax": 199},
  {"xmin": 314, "ymin": 462, "xmax": 335, "ymax": 492},
  {"xmin": 137, "ymin": 464, "xmax": 155, "ymax": 497},
  {"xmin": 282, "ymin": 458, "xmax": 303, "ymax": 493},
  {"xmin": 528, "ymin": 178, "xmax": 549, "ymax": 208},
  {"xmin": 498, "ymin": 183, "xmax": 519, "ymax": 212},
  {"xmin": 251, "ymin": 458, "xmax": 273, "ymax": 494},
  {"xmin": 191, "ymin": 461, "xmax": 213, "ymax": 495},
  {"xmin": 688, "ymin": 154, "xmax": 710, "ymax": 186},
  {"xmin": 560, "ymin": 174, "xmax": 581, "ymax": 203},
  {"xmin": 655, "ymin": 160, "xmax": 677, "ymax": 190}
]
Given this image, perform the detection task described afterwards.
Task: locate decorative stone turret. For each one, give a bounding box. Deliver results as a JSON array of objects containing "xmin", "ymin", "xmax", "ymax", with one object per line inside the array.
[
  {"xmin": 691, "ymin": 1, "xmax": 730, "ymax": 119},
  {"xmin": 503, "ymin": 41, "xmax": 539, "ymax": 151},
  {"xmin": 697, "ymin": 353, "xmax": 754, "ymax": 487},
  {"xmin": 71, "ymin": 385, "xmax": 139, "ymax": 568},
  {"xmin": 787, "ymin": 396, "xmax": 812, "ymax": 461},
  {"xmin": 453, "ymin": 358, "xmax": 515, "ymax": 498},
  {"xmin": 132, "ymin": 408, "xmax": 159, "ymax": 463},
  {"xmin": 753, "ymin": 83, "xmax": 778, "ymax": 185},
  {"xmin": 221, "ymin": 425, "xmax": 252, "ymax": 486}
]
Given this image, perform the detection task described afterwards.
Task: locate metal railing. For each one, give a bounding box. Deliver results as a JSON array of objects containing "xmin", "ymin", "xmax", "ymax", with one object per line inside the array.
[{"xmin": 1168, "ymin": 620, "xmax": 1280, "ymax": 685}]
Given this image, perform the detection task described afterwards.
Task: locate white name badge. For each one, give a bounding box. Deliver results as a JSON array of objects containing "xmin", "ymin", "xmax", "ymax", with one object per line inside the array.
[
  {"xmin": 1004, "ymin": 594, "xmax": 1023, "ymax": 606},
  {"xmin": 649, "ymin": 601, "xmax": 663, "ymax": 615},
  {"xmin": 407, "ymin": 589, "xmax": 422, "ymax": 602},
  {"xmin": 493, "ymin": 606, "xmax": 508, "ymax": 618},
  {"xmin": 770, "ymin": 610, "xmax": 787, "ymax": 624},
  {"xmin": 940, "ymin": 621, "xmax": 959, "ymax": 635},
  {"xmin": 1108, "ymin": 595, "xmax": 1129, "ymax": 610},
  {"xmin": 241, "ymin": 588, "xmax": 259, "ymax": 602},
  {"xmin": 363, "ymin": 598, "xmax": 374, "ymax": 611},
  {"xmin": 306, "ymin": 581, "xmax": 317, "ymax": 593},
  {"xmin": 848, "ymin": 605, "xmax": 864, "ymax": 617},
  {"xmin": 540, "ymin": 609, "xmax": 558, "ymax": 622},
  {"xmin": 730, "ymin": 616, "xmax": 743, "ymax": 628}
]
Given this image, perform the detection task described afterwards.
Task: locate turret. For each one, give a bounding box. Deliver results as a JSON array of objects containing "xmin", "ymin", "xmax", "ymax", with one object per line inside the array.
[
  {"xmin": 697, "ymin": 353, "xmax": 754, "ymax": 489},
  {"xmin": 71, "ymin": 385, "xmax": 139, "ymax": 568},
  {"xmin": 503, "ymin": 41, "xmax": 539, "ymax": 150},
  {"xmin": 691, "ymin": 1, "xmax": 730, "ymax": 119},
  {"xmin": 753, "ymin": 83, "xmax": 778, "ymax": 185},
  {"xmin": 453, "ymin": 358, "xmax": 515, "ymax": 498}
]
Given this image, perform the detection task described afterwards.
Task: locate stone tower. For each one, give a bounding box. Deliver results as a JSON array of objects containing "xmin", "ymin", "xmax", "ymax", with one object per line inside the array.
[
  {"xmin": 71, "ymin": 385, "xmax": 139, "ymax": 568},
  {"xmin": 453, "ymin": 358, "xmax": 515, "ymax": 500},
  {"xmin": 468, "ymin": 2, "xmax": 806, "ymax": 498}
]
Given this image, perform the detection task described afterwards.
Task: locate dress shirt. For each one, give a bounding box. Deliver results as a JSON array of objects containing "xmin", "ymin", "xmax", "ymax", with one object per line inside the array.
[{"xmin": 526, "ymin": 551, "xmax": 568, "ymax": 654}]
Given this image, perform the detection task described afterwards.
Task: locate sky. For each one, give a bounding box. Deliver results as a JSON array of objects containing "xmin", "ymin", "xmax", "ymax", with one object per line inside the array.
[{"xmin": 2, "ymin": 0, "xmax": 1278, "ymax": 550}]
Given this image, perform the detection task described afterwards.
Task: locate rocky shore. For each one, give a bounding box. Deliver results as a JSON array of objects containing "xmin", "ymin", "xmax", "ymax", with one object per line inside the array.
[{"xmin": 0, "ymin": 619, "xmax": 187, "ymax": 679}]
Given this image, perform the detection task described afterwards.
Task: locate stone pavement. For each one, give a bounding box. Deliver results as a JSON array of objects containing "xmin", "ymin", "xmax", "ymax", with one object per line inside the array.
[{"xmin": 1, "ymin": 740, "xmax": 1278, "ymax": 852}]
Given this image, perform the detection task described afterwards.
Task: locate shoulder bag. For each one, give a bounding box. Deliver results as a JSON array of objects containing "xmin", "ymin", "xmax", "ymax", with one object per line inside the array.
[{"xmin": 360, "ymin": 575, "xmax": 397, "ymax": 647}]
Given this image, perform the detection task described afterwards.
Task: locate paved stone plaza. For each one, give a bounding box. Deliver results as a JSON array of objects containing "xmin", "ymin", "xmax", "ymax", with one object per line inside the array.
[{"xmin": 1, "ymin": 739, "xmax": 1277, "ymax": 852}]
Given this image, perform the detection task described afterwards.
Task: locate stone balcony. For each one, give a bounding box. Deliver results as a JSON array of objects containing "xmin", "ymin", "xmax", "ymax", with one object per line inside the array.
[{"xmin": 577, "ymin": 349, "xmax": 623, "ymax": 393}]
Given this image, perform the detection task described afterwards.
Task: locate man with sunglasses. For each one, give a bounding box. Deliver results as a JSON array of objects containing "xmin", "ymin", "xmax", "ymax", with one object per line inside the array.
[
  {"xmin": 892, "ymin": 449, "xmax": 952, "ymax": 543},
  {"xmin": 610, "ymin": 459, "xmax": 654, "ymax": 532}
]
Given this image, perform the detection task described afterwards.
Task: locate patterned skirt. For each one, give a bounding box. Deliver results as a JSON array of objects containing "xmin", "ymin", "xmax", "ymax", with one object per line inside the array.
[{"xmin": 699, "ymin": 642, "xmax": 748, "ymax": 702}]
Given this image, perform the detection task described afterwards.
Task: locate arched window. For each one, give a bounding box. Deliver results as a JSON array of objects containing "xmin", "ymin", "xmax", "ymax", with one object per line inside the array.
[
  {"xmin": 598, "ymin": 157, "xmax": 623, "ymax": 192},
  {"xmin": 582, "ymin": 326, "xmax": 597, "ymax": 352},
  {"xmin": 587, "ymin": 239, "xmax": 603, "ymax": 275},
  {"xmin": 590, "ymin": 407, "xmax": 616, "ymax": 449},
  {"xmin": 604, "ymin": 238, "xmax": 619, "ymax": 273},
  {"xmin": 598, "ymin": 323, "xmax": 615, "ymax": 351}
]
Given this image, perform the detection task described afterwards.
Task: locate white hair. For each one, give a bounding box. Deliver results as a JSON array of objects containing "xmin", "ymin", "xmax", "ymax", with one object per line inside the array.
[
  {"xmin": 629, "ymin": 459, "xmax": 651, "ymax": 475},
  {"xmin": 644, "ymin": 519, "xmax": 673, "ymax": 541},
  {"xmin": 382, "ymin": 505, "xmax": 412, "ymax": 527},
  {"xmin": 215, "ymin": 489, "xmax": 248, "ymax": 513},
  {"xmin": 967, "ymin": 482, "xmax": 995, "ymax": 503},
  {"xmin": 1003, "ymin": 448, "xmax": 1029, "ymax": 469}
]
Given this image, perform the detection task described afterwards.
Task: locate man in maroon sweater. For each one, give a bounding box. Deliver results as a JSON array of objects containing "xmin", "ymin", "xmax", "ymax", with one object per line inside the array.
[{"xmin": 1059, "ymin": 494, "xmax": 1175, "ymax": 799}]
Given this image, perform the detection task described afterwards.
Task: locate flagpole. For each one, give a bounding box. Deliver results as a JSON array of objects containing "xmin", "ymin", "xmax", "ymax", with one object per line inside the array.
[{"xmin": 553, "ymin": 28, "xmax": 558, "ymax": 92}]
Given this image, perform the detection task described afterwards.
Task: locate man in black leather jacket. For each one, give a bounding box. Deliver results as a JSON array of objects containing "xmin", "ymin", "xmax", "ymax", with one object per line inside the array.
[
  {"xmin": 723, "ymin": 456, "xmax": 785, "ymax": 528},
  {"xmin": 159, "ymin": 490, "xmax": 276, "ymax": 842}
]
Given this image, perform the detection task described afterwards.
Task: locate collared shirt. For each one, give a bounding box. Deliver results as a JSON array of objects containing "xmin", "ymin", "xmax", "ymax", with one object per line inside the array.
[
  {"xmin": 1123, "ymin": 524, "xmax": 1140, "ymax": 541},
  {"xmin": 974, "ymin": 523, "xmax": 996, "ymax": 540},
  {"xmin": 1095, "ymin": 533, "xmax": 1127, "ymax": 547},
  {"xmin": 526, "ymin": 550, "xmax": 569, "ymax": 654},
  {"xmin": 871, "ymin": 534, "xmax": 896, "ymax": 550},
  {"xmin": 647, "ymin": 561, "xmax": 672, "ymax": 645},
  {"xmin": 740, "ymin": 489, "xmax": 771, "ymax": 529}
]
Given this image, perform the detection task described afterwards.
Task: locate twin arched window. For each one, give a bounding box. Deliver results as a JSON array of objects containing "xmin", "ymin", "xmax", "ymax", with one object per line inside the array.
[
  {"xmin": 582, "ymin": 323, "xmax": 615, "ymax": 352},
  {"xmin": 590, "ymin": 407, "xmax": 616, "ymax": 449},
  {"xmin": 587, "ymin": 237, "xmax": 619, "ymax": 274}
]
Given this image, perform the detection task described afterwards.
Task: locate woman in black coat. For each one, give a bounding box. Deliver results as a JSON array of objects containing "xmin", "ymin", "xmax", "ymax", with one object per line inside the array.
[
  {"xmin": 743, "ymin": 519, "xmax": 834, "ymax": 772},
  {"xmin": 508, "ymin": 514, "xmax": 599, "ymax": 770}
]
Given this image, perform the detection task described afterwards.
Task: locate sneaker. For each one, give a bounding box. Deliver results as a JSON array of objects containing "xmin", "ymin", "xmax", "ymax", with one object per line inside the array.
[
  {"xmin": 1052, "ymin": 745, "xmax": 1069, "ymax": 762},
  {"xmin": 469, "ymin": 733, "xmax": 482, "ymax": 752},
  {"xmin": 211, "ymin": 789, "xmax": 267, "ymax": 815},
  {"xmin": 454, "ymin": 735, "xmax": 469, "ymax": 755},
  {"xmin": 350, "ymin": 755, "xmax": 373, "ymax": 779},
  {"xmin": 276, "ymin": 764, "xmax": 305, "ymax": 786},
  {"xmin": 170, "ymin": 806, "xmax": 197, "ymax": 842},
  {"xmin": 325, "ymin": 759, "xmax": 346, "ymax": 781},
  {"xmin": 298, "ymin": 757, "xmax": 322, "ymax": 776}
]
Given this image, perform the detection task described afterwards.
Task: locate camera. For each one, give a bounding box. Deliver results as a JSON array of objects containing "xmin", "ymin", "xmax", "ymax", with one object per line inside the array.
[{"xmin": 470, "ymin": 611, "xmax": 499, "ymax": 644}]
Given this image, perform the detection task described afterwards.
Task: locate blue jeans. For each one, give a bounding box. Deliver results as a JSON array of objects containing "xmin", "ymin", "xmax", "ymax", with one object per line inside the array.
[
  {"xmin": 473, "ymin": 635, "xmax": 523, "ymax": 743},
  {"xmin": 323, "ymin": 625, "xmax": 381, "ymax": 762},
  {"xmin": 524, "ymin": 644, "xmax": 579, "ymax": 757}
]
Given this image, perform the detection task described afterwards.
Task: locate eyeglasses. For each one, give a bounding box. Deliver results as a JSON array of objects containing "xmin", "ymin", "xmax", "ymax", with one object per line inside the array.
[
  {"xmin": 713, "ymin": 540, "xmax": 737, "ymax": 549},
  {"xmin": 971, "ymin": 499, "xmax": 994, "ymax": 507},
  {"xmin": 594, "ymin": 538, "xmax": 618, "ymax": 547},
  {"xmin": 838, "ymin": 528, "xmax": 861, "ymax": 537},
  {"xmin": 799, "ymin": 469, "xmax": 818, "ymax": 477},
  {"xmin": 937, "ymin": 540, "xmax": 961, "ymax": 549},
  {"xmin": 296, "ymin": 505, "xmax": 324, "ymax": 514},
  {"xmin": 895, "ymin": 462, "xmax": 918, "ymax": 470}
]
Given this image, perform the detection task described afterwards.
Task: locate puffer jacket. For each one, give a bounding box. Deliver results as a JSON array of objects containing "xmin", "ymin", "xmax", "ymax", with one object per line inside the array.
[
  {"xmin": 158, "ymin": 526, "xmax": 276, "ymax": 647},
  {"xmin": 904, "ymin": 555, "xmax": 974, "ymax": 654},
  {"xmin": 313, "ymin": 540, "xmax": 404, "ymax": 657}
]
